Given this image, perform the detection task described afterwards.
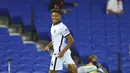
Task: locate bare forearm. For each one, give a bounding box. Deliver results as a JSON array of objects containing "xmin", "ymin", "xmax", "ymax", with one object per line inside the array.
[
  {"xmin": 62, "ymin": 39, "xmax": 74, "ymax": 53},
  {"xmin": 47, "ymin": 42, "xmax": 53, "ymax": 48}
]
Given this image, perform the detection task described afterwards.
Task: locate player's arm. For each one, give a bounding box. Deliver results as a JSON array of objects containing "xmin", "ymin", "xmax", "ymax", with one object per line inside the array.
[
  {"xmin": 57, "ymin": 25, "xmax": 73, "ymax": 57},
  {"xmin": 44, "ymin": 41, "xmax": 53, "ymax": 51},
  {"xmin": 61, "ymin": 34, "xmax": 74, "ymax": 53},
  {"xmin": 47, "ymin": 41, "xmax": 53, "ymax": 48}
]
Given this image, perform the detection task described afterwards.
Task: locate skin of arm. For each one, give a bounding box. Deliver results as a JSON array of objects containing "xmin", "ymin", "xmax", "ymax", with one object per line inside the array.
[
  {"xmin": 47, "ymin": 42, "xmax": 53, "ymax": 49},
  {"xmin": 57, "ymin": 34, "xmax": 74, "ymax": 57},
  {"xmin": 44, "ymin": 42, "xmax": 53, "ymax": 51}
]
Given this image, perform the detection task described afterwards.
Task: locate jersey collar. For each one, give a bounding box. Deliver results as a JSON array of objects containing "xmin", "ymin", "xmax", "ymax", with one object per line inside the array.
[{"xmin": 53, "ymin": 21, "xmax": 61, "ymax": 26}]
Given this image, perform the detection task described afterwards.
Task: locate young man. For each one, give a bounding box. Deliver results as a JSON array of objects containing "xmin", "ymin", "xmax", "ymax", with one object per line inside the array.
[
  {"xmin": 78, "ymin": 55, "xmax": 108, "ymax": 73},
  {"xmin": 78, "ymin": 55, "xmax": 98, "ymax": 73},
  {"xmin": 87, "ymin": 56, "xmax": 98, "ymax": 73},
  {"xmin": 44, "ymin": 9, "xmax": 77, "ymax": 73}
]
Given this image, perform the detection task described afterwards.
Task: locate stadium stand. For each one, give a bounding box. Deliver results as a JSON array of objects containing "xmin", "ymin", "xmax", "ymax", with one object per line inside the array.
[{"xmin": 0, "ymin": 0, "xmax": 129, "ymax": 73}]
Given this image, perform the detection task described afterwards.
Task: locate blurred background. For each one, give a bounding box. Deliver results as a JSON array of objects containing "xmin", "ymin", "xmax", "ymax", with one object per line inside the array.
[{"xmin": 0, "ymin": 0, "xmax": 129, "ymax": 73}]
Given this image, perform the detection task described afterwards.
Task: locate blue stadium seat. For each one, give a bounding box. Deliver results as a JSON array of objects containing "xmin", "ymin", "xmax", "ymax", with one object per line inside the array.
[
  {"xmin": 76, "ymin": 35, "xmax": 91, "ymax": 44},
  {"xmin": 0, "ymin": 36, "xmax": 9, "ymax": 43},
  {"xmin": 121, "ymin": 52, "xmax": 130, "ymax": 57},
  {"xmin": 9, "ymin": 36, "xmax": 23, "ymax": 43},
  {"xmin": 20, "ymin": 51, "xmax": 35, "ymax": 58},
  {"xmin": 77, "ymin": 20, "xmax": 91, "ymax": 29},
  {"xmin": 33, "ymin": 64, "xmax": 49, "ymax": 72},
  {"xmin": 36, "ymin": 28, "xmax": 50, "ymax": 40},
  {"xmin": 36, "ymin": 56, "xmax": 50, "ymax": 61},
  {"xmin": 119, "ymin": 14, "xmax": 130, "ymax": 20},
  {"xmin": 77, "ymin": 28, "xmax": 90, "ymax": 35},
  {"xmin": 121, "ymin": 44, "xmax": 129, "ymax": 52},
  {"xmin": 77, "ymin": 44, "xmax": 92, "ymax": 63},
  {"xmin": 0, "ymin": 65, "xmax": 17, "ymax": 73},
  {"xmin": 92, "ymin": 28, "xmax": 105, "ymax": 36},
  {"xmin": 92, "ymin": 44, "xmax": 106, "ymax": 52},
  {"xmin": 63, "ymin": 13, "xmax": 77, "ymax": 21},
  {"xmin": 93, "ymin": 54, "xmax": 107, "ymax": 63},
  {"xmin": 120, "ymin": 20, "xmax": 130, "ymax": 28},
  {"xmin": 106, "ymin": 20, "xmax": 118, "ymax": 28},
  {"xmin": 107, "ymin": 36, "xmax": 120, "ymax": 44},
  {"xmin": 105, "ymin": 15, "xmax": 118, "ymax": 20},
  {"xmin": 36, "ymin": 51, "xmax": 51, "ymax": 57},
  {"xmin": 18, "ymin": 64, "xmax": 33, "ymax": 72},
  {"xmin": 121, "ymin": 57, "xmax": 130, "ymax": 66},
  {"xmin": 0, "ymin": 8, "xmax": 10, "ymax": 16},
  {"xmin": 35, "ymin": 57, "xmax": 50, "ymax": 65},
  {"xmin": 0, "ymin": 46, "xmax": 5, "ymax": 49},
  {"xmin": 19, "ymin": 57, "xmax": 34, "ymax": 66},
  {"xmin": 121, "ymin": 28, "xmax": 130, "ymax": 36},
  {"xmin": 108, "ymin": 56, "xmax": 118, "ymax": 65},
  {"xmin": 11, "ymin": 16, "xmax": 23, "ymax": 24},
  {"xmin": 33, "ymin": 71, "xmax": 47, "ymax": 73},
  {"xmin": 23, "ymin": 44, "xmax": 36, "ymax": 48},
  {"xmin": 22, "ymin": 48, "xmax": 37, "ymax": 54},
  {"xmin": 0, "ymin": 28, "xmax": 9, "ymax": 35},
  {"xmin": 35, "ymin": 21, "xmax": 51, "ymax": 29},
  {"xmin": 121, "ymin": 65, "xmax": 130, "ymax": 73},
  {"xmin": 106, "ymin": 28, "xmax": 119, "ymax": 37},
  {"xmin": 121, "ymin": 36, "xmax": 130, "ymax": 44},
  {"xmin": 0, "ymin": 0, "xmax": 129, "ymax": 72},
  {"xmin": 92, "ymin": 7, "xmax": 104, "ymax": 20},
  {"xmin": 107, "ymin": 43, "xmax": 121, "ymax": 52},
  {"xmin": 63, "ymin": 20, "xmax": 78, "ymax": 30},
  {"xmin": 5, "ymin": 44, "xmax": 24, "ymax": 54},
  {"xmin": 78, "ymin": 0, "xmax": 90, "ymax": 5},
  {"xmin": 77, "ymin": 12, "xmax": 90, "ymax": 20},
  {"xmin": 92, "ymin": 20, "xmax": 104, "ymax": 28},
  {"xmin": 0, "ymin": 49, "xmax": 5, "ymax": 55},
  {"xmin": 17, "ymin": 71, "xmax": 30, "ymax": 73},
  {"xmin": 8, "ymin": 59, "xmax": 19, "ymax": 66},
  {"xmin": 0, "ymin": 71, "xmax": 8, "ymax": 73},
  {"xmin": 92, "ymin": 36, "xmax": 105, "ymax": 44},
  {"xmin": 5, "ymin": 50, "xmax": 20, "ymax": 57},
  {"xmin": 77, "ymin": 5, "xmax": 90, "ymax": 13}
]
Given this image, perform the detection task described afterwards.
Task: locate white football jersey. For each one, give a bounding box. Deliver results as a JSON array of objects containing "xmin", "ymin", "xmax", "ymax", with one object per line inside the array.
[{"xmin": 51, "ymin": 22, "xmax": 71, "ymax": 54}]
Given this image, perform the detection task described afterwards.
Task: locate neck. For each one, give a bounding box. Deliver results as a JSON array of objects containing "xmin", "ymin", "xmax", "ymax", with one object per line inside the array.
[
  {"xmin": 88, "ymin": 62, "xmax": 94, "ymax": 66},
  {"xmin": 53, "ymin": 21, "xmax": 61, "ymax": 26}
]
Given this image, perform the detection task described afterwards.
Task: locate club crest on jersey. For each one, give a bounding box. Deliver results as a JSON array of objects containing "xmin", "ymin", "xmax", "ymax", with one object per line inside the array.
[
  {"xmin": 54, "ymin": 30, "xmax": 56, "ymax": 33},
  {"xmin": 65, "ymin": 29, "xmax": 68, "ymax": 32},
  {"xmin": 65, "ymin": 29, "xmax": 68, "ymax": 34}
]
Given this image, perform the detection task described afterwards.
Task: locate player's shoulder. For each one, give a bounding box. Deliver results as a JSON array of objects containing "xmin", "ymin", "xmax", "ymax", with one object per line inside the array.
[{"xmin": 60, "ymin": 22, "xmax": 67, "ymax": 28}]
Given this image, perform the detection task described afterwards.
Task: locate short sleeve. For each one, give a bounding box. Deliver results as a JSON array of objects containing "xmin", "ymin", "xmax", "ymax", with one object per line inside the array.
[
  {"xmin": 118, "ymin": 1, "xmax": 123, "ymax": 10},
  {"xmin": 61, "ymin": 25, "xmax": 70, "ymax": 37}
]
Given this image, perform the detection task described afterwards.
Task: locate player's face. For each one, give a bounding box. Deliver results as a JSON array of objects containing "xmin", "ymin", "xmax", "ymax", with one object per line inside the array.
[
  {"xmin": 92, "ymin": 58, "xmax": 97, "ymax": 62},
  {"xmin": 52, "ymin": 12, "xmax": 61, "ymax": 24}
]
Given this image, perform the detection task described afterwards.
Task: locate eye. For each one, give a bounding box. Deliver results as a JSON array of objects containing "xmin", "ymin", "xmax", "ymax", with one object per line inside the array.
[{"xmin": 52, "ymin": 15, "xmax": 55, "ymax": 17}]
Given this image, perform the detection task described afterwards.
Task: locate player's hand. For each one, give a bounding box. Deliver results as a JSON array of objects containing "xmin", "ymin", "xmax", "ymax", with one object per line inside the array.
[
  {"xmin": 57, "ymin": 51, "xmax": 64, "ymax": 57},
  {"xmin": 44, "ymin": 46, "xmax": 49, "ymax": 51}
]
